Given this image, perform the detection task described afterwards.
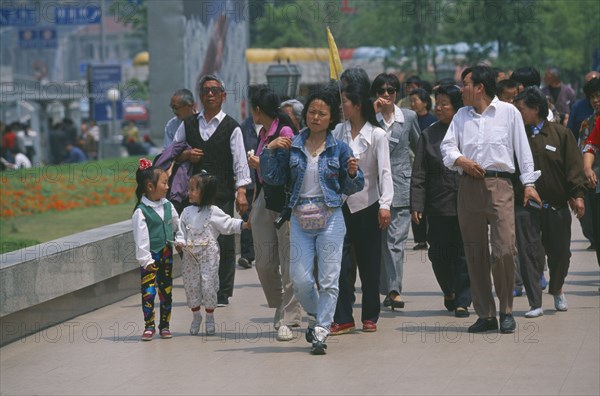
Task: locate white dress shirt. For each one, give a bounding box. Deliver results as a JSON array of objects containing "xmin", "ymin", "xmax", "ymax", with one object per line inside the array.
[
  {"xmin": 333, "ymin": 120, "xmax": 393, "ymax": 213},
  {"xmin": 132, "ymin": 196, "xmax": 180, "ymax": 269},
  {"xmin": 441, "ymin": 97, "xmax": 541, "ymax": 185},
  {"xmin": 173, "ymin": 110, "xmax": 252, "ymax": 188}
]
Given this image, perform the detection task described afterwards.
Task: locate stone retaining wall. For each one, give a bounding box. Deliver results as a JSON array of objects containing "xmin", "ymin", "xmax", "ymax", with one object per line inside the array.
[{"xmin": 0, "ymin": 221, "xmax": 182, "ymax": 346}]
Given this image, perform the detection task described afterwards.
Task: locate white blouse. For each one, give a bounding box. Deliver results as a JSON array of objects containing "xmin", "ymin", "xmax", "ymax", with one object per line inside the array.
[
  {"xmin": 333, "ymin": 121, "xmax": 393, "ymax": 213},
  {"xmin": 299, "ymin": 146, "xmax": 325, "ymax": 198}
]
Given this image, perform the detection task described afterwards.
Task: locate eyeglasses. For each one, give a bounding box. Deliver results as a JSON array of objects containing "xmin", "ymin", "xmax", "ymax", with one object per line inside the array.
[
  {"xmin": 200, "ymin": 86, "xmax": 223, "ymax": 95},
  {"xmin": 376, "ymin": 87, "xmax": 397, "ymax": 95},
  {"xmin": 170, "ymin": 103, "xmax": 184, "ymax": 110}
]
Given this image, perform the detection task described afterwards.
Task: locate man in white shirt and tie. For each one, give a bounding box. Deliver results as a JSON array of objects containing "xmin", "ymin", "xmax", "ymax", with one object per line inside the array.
[{"xmin": 441, "ymin": 65, "xmax": 542, "ymax": 334}]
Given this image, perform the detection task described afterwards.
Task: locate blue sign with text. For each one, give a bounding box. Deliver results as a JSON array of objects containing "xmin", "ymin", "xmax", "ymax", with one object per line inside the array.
[
  {"xmin": 55, "ymin": 5, "xmax": 101, "ymax": 25},
  {"xmin": 0, "ymin": 7, "xmax": 37, "ymax": 26},
  {"xmin": 90, "ymin": 64, "xmax": 123, "ymax": 122}
]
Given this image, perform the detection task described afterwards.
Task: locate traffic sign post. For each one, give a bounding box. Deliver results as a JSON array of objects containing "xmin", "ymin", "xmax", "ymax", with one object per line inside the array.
[{"xmin": 87, "ymin": 64, "xmax": 123, "ymax": 159}]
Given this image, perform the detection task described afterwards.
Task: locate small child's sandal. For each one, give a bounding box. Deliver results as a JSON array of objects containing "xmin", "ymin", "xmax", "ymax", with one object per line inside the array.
[{"xmin": 141, "ymin": 328, "xmax": 155, "ymax": 341}]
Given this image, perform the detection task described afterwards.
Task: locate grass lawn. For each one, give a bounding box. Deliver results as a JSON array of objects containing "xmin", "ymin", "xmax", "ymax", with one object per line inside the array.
[
  {"xmin": 0, "ymin": 203, "xmax": 133, "ymax": 254},
  {"xmin": 1, "ymin": 157, "xmax": 143, "ymax": 255}
]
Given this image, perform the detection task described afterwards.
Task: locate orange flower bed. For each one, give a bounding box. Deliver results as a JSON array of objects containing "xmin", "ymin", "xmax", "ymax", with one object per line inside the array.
[{"xmin": 1, "ymin": 161, "xmax": 137, "ymax": 218}]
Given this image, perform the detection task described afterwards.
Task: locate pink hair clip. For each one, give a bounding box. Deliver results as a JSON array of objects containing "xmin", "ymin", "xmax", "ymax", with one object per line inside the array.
[{"xmin": 139, "ymin": 158, "xmax": 152, "ymax": 170}]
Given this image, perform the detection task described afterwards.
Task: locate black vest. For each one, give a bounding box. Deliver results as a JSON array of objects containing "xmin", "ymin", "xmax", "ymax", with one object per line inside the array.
[{"xmin": 184, "ymin": 114, "xmax": 239, "ymax": 201}]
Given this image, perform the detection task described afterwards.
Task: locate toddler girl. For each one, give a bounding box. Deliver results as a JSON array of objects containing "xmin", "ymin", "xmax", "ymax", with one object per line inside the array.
[
  {"xmin": 132, "ymin": 158, "xmax": 180, "ymax": 341},
  {"xmin": 176, "ymin": 172, "xmax": 250, "ymax": 335}
]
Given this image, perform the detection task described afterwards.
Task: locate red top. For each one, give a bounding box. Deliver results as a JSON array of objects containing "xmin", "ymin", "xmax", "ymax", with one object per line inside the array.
[
  {"xmin": 584, "ymin": 118, "xmax": 600, "ymax": 155},
  {"xmin": 2, "ymin": 131, "xmax": 17, "ymax": 150}
]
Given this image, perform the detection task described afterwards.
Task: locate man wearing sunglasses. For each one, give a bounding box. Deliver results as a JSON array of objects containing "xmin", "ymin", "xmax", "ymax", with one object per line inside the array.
[
  {"xmin": 173, "ymin": 74, "xmax": 252, "ymax": 307},
  {"xmin": 371, "ymin": 73, "xmax": 421, "ymax": 311}
]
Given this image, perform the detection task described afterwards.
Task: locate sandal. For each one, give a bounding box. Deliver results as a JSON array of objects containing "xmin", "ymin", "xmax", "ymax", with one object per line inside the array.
[
  {"xmin": 141, "ymin": 328, "xmax": 155, "ymax": 341},
  {"xmin": 455, "ymin": 307, "xmax": 470, "ymax": 318},
  {"xmin": 388, "ymin": 292, "xmax": 405, "ymax": 311}
]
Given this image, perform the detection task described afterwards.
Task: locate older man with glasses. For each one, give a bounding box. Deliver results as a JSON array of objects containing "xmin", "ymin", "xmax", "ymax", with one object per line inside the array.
[
  {"xmin": 164, "ymin": 88, "xmax": 197, "ymax": 149},
  {"xmin": 173, "ymin": 74, "xmax": 252, "ymax": 307}
]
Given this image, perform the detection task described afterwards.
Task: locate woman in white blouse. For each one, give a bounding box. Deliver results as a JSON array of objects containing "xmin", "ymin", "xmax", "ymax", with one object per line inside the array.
[{"xmin": 331, "ymin": 80, "xmax": 394, "ymax": 334}]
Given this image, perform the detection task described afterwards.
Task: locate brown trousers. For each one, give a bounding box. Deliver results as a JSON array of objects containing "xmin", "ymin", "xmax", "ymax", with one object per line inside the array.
[{"xmin": 457, "ymin": 176, "xmax": 515, "ymax": 318}]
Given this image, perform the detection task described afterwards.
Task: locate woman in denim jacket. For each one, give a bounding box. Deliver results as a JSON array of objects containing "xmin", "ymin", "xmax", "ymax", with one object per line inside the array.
[{"xmin": 260, "ymin": 85, "xmax": 364, "ymax": 355}]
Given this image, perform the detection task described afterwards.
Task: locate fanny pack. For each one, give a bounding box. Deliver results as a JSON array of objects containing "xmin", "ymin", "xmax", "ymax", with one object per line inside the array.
[{"xmin": 293, "ymin": 198, "xmax": 333, "ymax": 230}]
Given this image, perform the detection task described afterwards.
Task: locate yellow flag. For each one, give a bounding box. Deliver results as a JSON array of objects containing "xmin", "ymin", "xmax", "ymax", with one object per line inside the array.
[{"xmin": 327, "ymin": 27, "xmax": 343, "ymax": 80}]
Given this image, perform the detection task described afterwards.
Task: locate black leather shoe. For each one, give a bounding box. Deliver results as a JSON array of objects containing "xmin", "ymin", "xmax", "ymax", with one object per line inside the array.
[
  {"xmin": 237, "ymin": 257, "xmax": 252, "ymax": 269},
  {"xmin": 413, "ymin": 242, "xmax": 428, "ymax": 250},
  {"xmin": 499, "ymin": 313, "xmax": 516, "ymax": 334},
  {"xmin": 305, "ymin": 327, "xmax": 314, "ymax": 343},
  {"xmin": 217, "ymin": 296, "xmax": 229, "ymax": 307},
  {"xmin": 468, "ymin": 317, "xmax": 498, "ymax": 333},
  {"xmin": 383, "ymin": 296, "xmax": 391, "ymax": 307}
]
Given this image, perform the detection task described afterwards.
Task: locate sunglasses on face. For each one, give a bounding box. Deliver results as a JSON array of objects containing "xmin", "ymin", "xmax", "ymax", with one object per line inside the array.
[
  {"xmin": 376, "ymin": 87, "xmax": 397, "ymax": 95},
  {"xmin": 200, "ymin": 86, "xmax": 223, "ymax": 95}
]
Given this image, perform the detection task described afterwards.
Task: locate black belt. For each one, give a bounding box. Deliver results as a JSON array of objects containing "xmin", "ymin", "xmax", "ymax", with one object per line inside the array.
[{"xmin": 484, "ymin": 170, "xmax": 513, "ymax": 179}]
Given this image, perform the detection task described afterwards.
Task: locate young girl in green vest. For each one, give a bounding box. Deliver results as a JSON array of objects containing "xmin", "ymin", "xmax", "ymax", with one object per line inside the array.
[
  {"xmin": 132, "ymin": 158, "xmax": 180, "ymax": 341},
  {"xmin": 175, "ymin": 171, "xmax": 250, "ymax": 336}
]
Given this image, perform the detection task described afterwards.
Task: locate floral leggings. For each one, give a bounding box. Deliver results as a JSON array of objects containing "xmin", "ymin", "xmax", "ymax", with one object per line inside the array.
[{"xmin": 141, "ymin": 245, "xmax": 173, "ymax": 331}]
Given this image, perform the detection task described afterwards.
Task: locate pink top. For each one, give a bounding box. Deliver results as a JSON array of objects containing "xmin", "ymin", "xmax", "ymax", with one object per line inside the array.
[{"xmin": 256, "ymin": 118, "xmax": 294, "ymax": 183}]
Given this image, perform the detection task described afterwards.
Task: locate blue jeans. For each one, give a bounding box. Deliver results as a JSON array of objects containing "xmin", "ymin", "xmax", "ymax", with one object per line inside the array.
[{"xmin": 289, "ymin": 206, "xmax": 346, "ymax": 330}]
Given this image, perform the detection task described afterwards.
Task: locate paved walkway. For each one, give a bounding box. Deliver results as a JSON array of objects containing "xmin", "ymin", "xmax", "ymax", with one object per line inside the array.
[{"xmin": 1, "ymin": 217, "xmax": 599, "ymax": 395}]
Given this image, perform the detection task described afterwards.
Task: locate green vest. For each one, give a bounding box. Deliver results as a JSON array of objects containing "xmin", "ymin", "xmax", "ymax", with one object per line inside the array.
[{"xmin": 137, "ymin": 201, "xmax": 173, "ymax": 253}]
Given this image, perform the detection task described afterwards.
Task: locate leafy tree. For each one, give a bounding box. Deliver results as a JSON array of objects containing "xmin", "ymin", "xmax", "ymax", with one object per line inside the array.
[
  {"xmin": 125, "ymin": 78, "xmax": 149, "ymax": 101},
  {"xmin": 109, "ymin": 0, "xmax": 148, "ymax": 52},
  {"xmin": 249, "ymin": 0, "xmax": 600, "ymax": 85},
  {"xmin": 250, "ymin": 0, "xmax": 342, "ymax": 47},
  {"xmin": 538, "ymin": 0, "xmax": 599, "ymax": 83}
]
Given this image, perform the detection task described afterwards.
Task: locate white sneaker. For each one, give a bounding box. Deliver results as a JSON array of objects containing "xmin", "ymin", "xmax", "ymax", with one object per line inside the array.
[
  {"xmin": 277, "ymin": 325, "xmax": 294, "ymax": 341},
  {"xmin": 205, "ymin": 314, "xmax": 216, "ymax": 335},
  {"xmin": 310, "ymin": 326, "xmax": 329, "ymax": 355},
  {"xmin": 524, "ymin": 307, "xmax": 544, "ymax": 318},
  {"xmin": 313, "ymin": 326, "xmax": 329, "ymax": 343},
  {"xmin": 190, "ymin": 313, "xmax": 202, "ymax": 335},
  {"xmin": 554, "ymin": 294, "xmax": 568, "ymax": 311}
]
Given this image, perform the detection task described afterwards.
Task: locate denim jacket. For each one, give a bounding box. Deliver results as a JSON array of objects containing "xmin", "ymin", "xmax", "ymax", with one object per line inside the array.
[{"xmin": 260, "ymin": 129, "xmax": 365, "ymax": 208}]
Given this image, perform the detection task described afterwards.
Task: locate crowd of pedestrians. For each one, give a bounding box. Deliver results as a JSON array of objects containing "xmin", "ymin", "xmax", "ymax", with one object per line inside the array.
[{"xmin": 131, "ymin": 66, "xmax": 598, "ymax": 355}]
